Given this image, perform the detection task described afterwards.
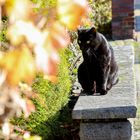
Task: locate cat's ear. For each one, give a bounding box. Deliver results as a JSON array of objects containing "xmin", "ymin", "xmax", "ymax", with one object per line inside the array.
[
  {"xmin": 89, "ymin": 27, "xmax": 96, "ymax": 37},
  {"xmin": 90, "ymin": 27, "xmax": 96, "ymax": 33}
]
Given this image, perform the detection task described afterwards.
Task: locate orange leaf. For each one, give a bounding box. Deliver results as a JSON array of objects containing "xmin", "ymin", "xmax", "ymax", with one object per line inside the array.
[
  {"xmin": 0, "ymin": 0, "xmax": 5, "ymax": 5},
  {"xmin": 46, "ymin": 22, "xmax": 70, "ymax": 50},
  {"xmin": 57, "ymin": 0, "xmax": 88, "ymax": 30},
  {"xmin": 0, "ymin": 46, "xmax": 36, "ymax": 86},
  {"xmin": 7, "ymin": 21, "xmax": 43, "ymax": 47},
  {"xmin": 44, "ymin": 75, "xmax": 58, "ymax": 83},
  {"xmin": 24, "ymin": 98, "xmax": 35, "ymax": 118},
  {"xmin": 5, "ymin": 0, "xmax": 31, "ymax": 22},
  {"xmin": 34, "ymin": 22, "xmax": 70, "ymax": 77},
  {"xmin": 34, "ymin": 45, "xmax": 59, "ymax": 76}
]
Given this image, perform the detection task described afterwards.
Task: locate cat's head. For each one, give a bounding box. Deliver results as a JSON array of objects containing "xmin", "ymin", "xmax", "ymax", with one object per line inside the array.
[{"xmin": 77, "ymin": 27, "xmax": 98, "ymax": 54}]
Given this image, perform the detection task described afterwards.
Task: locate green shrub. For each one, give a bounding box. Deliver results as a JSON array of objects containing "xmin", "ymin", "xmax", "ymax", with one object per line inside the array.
[
  {"xmin": 31, "ymin": 0, "xmax": 57, "ymax": 10},
  {"xmin": 13, "ymin": 48, "xmax": 72, "ymax": 140},
  {"xmin": 89, "ymin": 0, "xmax": 112, "ymax": 37}
]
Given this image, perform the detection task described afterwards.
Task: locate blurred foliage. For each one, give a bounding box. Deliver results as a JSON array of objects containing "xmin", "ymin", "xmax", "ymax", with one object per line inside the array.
[
  {"xmin": 0, "ymin": 0, "xmax": 113, "ymax": 139},
  {"xmin": 0, "ymin": 18, "xmax": 8, "ymax": 43},
  {"xmin": 89, "ymin": 0, "xmax": 112, "ymax": 37},
  {"xmin": 31, "ymin": 0, "xmax": 57, "ymax": 8},
  {"xmin": 13, "ymin": 48, "xmax": 72, "ymax": 140},
  {"xmin": 1, "ymin": 0, "xmax": 84, "ymax": 139}
]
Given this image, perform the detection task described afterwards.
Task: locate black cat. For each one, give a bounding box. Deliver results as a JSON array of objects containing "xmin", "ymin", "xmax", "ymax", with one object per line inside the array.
[{"xmin": 77, "ymin": 27, "xmax": 119, "ymax": 95}]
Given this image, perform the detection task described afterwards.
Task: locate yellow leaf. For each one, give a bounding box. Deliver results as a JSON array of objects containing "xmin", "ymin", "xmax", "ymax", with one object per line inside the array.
[
  {"xmin": 0, "ymin": 0, "xmax": 5, "ymax": 5},
  {"xmin": 44, "ymin": 75, "xmax": 58, "ymax": 83},
  {"xmin": 34, "ymin": 22, "xmax": 70, "ymax": 77},
  {"xmin": 46, "ymin": 22, "xmax": 70, "ymax": 49},
  {"xmin": 7, "ymin": 21, "xmax": 44, "ymax": 47},
  {"xmin": 34, "ymin": 45, "xmax": 59, "ymax": 76},
  {"xmin": 0, "ymin": 46, "xmax": 36, "ymax": 86},
  {"xmin": 24, "ymin": 98, "xmax": 35, "ymax": 118},
  {"xmin": 57, "ymin": 0, "xmax": 88, "ymax": 30},
  {"xmin": 5, "ymin": 0, "xmax": 31, "ymax": 22}
]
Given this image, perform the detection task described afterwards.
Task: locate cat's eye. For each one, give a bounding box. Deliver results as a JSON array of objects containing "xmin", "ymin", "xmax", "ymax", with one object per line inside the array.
[
  {"xmin": 78, "ymin": 40, "xmax": 81, "ymax": 44},
  {"xmin": 86, "ymin": 40, "xmax": 90, "ymax": 44}
]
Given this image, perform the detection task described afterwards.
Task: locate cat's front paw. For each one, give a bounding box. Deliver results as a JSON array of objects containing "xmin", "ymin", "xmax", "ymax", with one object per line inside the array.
[
  {"xmin": 100, "ymin": 89, "xmax": 107, "ymax": 95},
  {"xmin": 96, "ymin": 88, "xmax": 107, "ymax": 95}
]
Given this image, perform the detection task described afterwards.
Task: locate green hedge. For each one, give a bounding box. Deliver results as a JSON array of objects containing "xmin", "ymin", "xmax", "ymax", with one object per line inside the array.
[
  {"xmin": 14, "ymin": 49, "xmax": 72, "ymax": 140},
  {"xmin": 89, "ymin": 0, "xmax": 112, "ymax": 37}
]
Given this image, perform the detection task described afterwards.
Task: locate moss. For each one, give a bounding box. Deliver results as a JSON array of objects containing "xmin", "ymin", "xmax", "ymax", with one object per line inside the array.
[{"xmin": 13, "ymin": 48, "xmax": 72, "ymax": 139}]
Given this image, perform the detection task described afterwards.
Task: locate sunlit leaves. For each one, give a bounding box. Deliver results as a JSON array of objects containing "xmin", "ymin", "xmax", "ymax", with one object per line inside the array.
[
  {"xmin": 0, "ymin": 46, "xmax": 35, "ymax": 86},
  {"xmin": 6, "ymin": 21, "xmax": 70, "ymax": 83},
  {"xmin": 4, "ymin": 0, "xmax": 31, "ymax": 22},
  {"xmin": 57, "ymin": 0, "xmax": 88, "ymax": 30},
  {"xmin": 46, "ymin": 22, "xmax": 70, "ymax": 49},
  {"xmin": 0, "ymin": 0, "xmax": 5, "ymax": 5},
  {"xmin": 35, "ymin": 22, "xmax": 70, "ymax": 76},
  {"xmin": 23, "ymin": 133, "xmax": 42, "ymax": 140},
  {"xmin": 4, "ymin": 0, "xmax": 88, "ymax": 84},
  {"xmin": 89, "ymin": 0, "xmax": 111, "ymax": 29},
  {"xmin": 2, "ymin": 122, "xmax": 10, "ymax": 136},
  {"xmin": 0, "ymin": 0, "xmax": 89, "ymax": 138},
  {"xmin": 34, "ymin": 45, "xmax": 58, "ymax": 76},
  {"xmin": 24, "ymin": 98, "xmax": 35, "ymax": 118},
  {"xmin": 7, "ymin": 21, "xmax": 44, "ymax": 47}
]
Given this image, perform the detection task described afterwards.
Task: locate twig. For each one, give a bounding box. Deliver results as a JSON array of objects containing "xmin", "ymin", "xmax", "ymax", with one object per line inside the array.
[
  {"xmin": 13, "ymin": 126, "xmax": 27, "ymax": 134},
  {"xmin": 69, "ymin": 54, "xmax": 82, "ymax": 73}
]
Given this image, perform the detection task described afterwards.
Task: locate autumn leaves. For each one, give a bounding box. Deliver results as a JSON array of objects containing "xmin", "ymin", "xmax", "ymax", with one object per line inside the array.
[
  {"xmin": 0, "ymin": 0, "xmax": 89, "ymax": 137},
  {"xmin": 0, "ymin": 0, "xmax": 88, "ymax": 86}
]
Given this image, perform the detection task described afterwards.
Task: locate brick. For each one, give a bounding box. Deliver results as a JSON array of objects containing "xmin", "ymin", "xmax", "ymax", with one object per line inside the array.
[
  {"xmin": 128, "ymin": 12, "xmax": 134, "ymax": 16},
  {"xmin": 113, "ymin": 17, "xmax": 123, "ymax": 22},
  {"xmin": 123, "ymin": 17, "xmax": 134, "ymax": 22},
  {"xmin": 112, "ymin": 0, "xmax": 133, "ymax": 5},
  {"xmin": 113, "ymin": 9, "xmax": 133, "ymax": 14},
  {"xmin": 112, "ymin": 0, "xmax": 135, "ymax": 39}
]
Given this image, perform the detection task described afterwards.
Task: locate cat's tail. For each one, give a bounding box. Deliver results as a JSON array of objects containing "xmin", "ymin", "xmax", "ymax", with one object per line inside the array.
[{"xmin": 107, "ymin": 78, "xmax": 119, "ymax": 91}]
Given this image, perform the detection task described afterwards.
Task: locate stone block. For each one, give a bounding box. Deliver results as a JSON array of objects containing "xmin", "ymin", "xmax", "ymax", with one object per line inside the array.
[{"xmin": 80, "ymin": 120, "xmax": 133, "ymax": 140}]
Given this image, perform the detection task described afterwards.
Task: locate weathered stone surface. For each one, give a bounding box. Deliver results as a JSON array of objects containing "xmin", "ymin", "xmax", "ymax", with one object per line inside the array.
[
  {"xmin": 80, "ymin": 120, "xmax": 133, "ymax": 140},
  {"xmin": 72, "ymin": 45, "xmax": 137, "ymax": 119}
]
